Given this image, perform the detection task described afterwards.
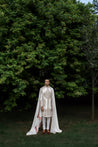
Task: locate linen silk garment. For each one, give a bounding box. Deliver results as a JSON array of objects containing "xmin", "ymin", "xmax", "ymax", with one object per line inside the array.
[
  {"xmin": 26, "ymin": 85, "xmax": 62, "ymax": 135},
  {"xmin": 40, "ymin": 86, "xmax": 53, "ymax": 117}
]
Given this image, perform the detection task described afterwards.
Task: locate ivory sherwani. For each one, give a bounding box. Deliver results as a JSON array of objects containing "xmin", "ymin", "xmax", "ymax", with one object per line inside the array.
[
  {"xmin": 26, "ymin": 85, "xmax": 62, "ymax": 135},
  {"xmin": 40, "ymin": 85, "xmax": 53, "ymax": 117}
]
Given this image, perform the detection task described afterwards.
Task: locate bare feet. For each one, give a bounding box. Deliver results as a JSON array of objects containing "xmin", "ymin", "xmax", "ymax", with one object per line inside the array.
[
  {"xmin": 42, "ymin": 129, "xmax": 45, "ymax": 134},
  {"xmin": 47, "ymin": 130, "xmax": 50, "ymax": 134}
]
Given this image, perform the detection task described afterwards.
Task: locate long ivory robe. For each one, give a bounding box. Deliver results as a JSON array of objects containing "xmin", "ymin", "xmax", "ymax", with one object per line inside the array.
[{"xmin": 26, "ymin": 85, "xmax": 62, "ymax": 135}]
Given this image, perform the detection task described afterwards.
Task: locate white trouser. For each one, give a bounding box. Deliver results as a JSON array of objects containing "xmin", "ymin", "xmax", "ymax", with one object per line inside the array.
[{"xmin": 42, "ymin": 116, "xmax": 50, "ymax": 130}]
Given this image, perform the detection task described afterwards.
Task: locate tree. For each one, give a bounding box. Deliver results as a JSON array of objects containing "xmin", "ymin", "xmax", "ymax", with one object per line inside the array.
[
  {"xmin": 0, "ymin": 0, "xmax": 95, "ymax": 111},
  {"xmin": 81, "ymin": 13, "xmax": 98, "ymax": 120},
  {"xmin": 93, "ymin": 0, "xmax": 98, "ymax": 14}
]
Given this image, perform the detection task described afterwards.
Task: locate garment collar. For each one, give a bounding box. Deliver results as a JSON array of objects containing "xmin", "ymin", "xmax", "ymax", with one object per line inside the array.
[{"xmin": 44, "ymin": 85, "xmax": 50, "ymax": 88}]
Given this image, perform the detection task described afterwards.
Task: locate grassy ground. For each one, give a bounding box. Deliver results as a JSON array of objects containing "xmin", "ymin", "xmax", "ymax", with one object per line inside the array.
[{"xmin": 0, "ymin": 105, "xmax": 98, "ymax": 147}]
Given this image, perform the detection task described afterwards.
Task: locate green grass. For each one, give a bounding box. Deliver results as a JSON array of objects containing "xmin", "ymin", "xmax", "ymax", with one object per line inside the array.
[{"xmin": 0, "ymin": 105, "xmax": 98, "ymax": 147}]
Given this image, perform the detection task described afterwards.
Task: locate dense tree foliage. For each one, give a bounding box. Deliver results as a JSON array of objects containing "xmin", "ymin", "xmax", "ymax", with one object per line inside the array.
[{"xmin": 0, "ymin": 0, "xmax": 95, "ymax": 111}]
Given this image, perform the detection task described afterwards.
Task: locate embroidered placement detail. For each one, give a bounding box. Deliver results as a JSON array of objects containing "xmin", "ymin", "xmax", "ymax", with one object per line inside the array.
[{"xmin": 41, "ymin": 86, "xmax": 52, "ymax": 117}]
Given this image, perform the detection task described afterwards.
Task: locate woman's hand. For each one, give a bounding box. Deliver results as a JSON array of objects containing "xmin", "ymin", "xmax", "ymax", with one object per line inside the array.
[{"xmin": 41, "ymin": 106, "xmax": 44, "ymax": 111}]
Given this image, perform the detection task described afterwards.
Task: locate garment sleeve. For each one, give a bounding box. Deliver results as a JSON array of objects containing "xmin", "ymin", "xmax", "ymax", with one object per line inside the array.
[
  {"xmin": 51, "ymin": 88, "xmax": 54, "ymax": 110},
  {"xmin": 39, "ymin": 88, "xmax": 43, "ymax": 107},
  {"xmin": 51, "ymin": 93, "xmax": 52, "ymax": 110}
]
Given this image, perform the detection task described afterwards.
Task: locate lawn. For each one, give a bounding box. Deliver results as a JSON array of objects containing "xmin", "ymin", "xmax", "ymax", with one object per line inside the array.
[{"xmin": 0, "ymin": 105, "xmax": 98, "ymax": 147}]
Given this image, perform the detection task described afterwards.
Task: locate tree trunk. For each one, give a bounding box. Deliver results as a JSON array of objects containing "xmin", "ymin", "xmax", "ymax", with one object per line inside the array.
[{"xmin": 91, "ymin": 70, "xmax": 95, "ymax": 120}]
